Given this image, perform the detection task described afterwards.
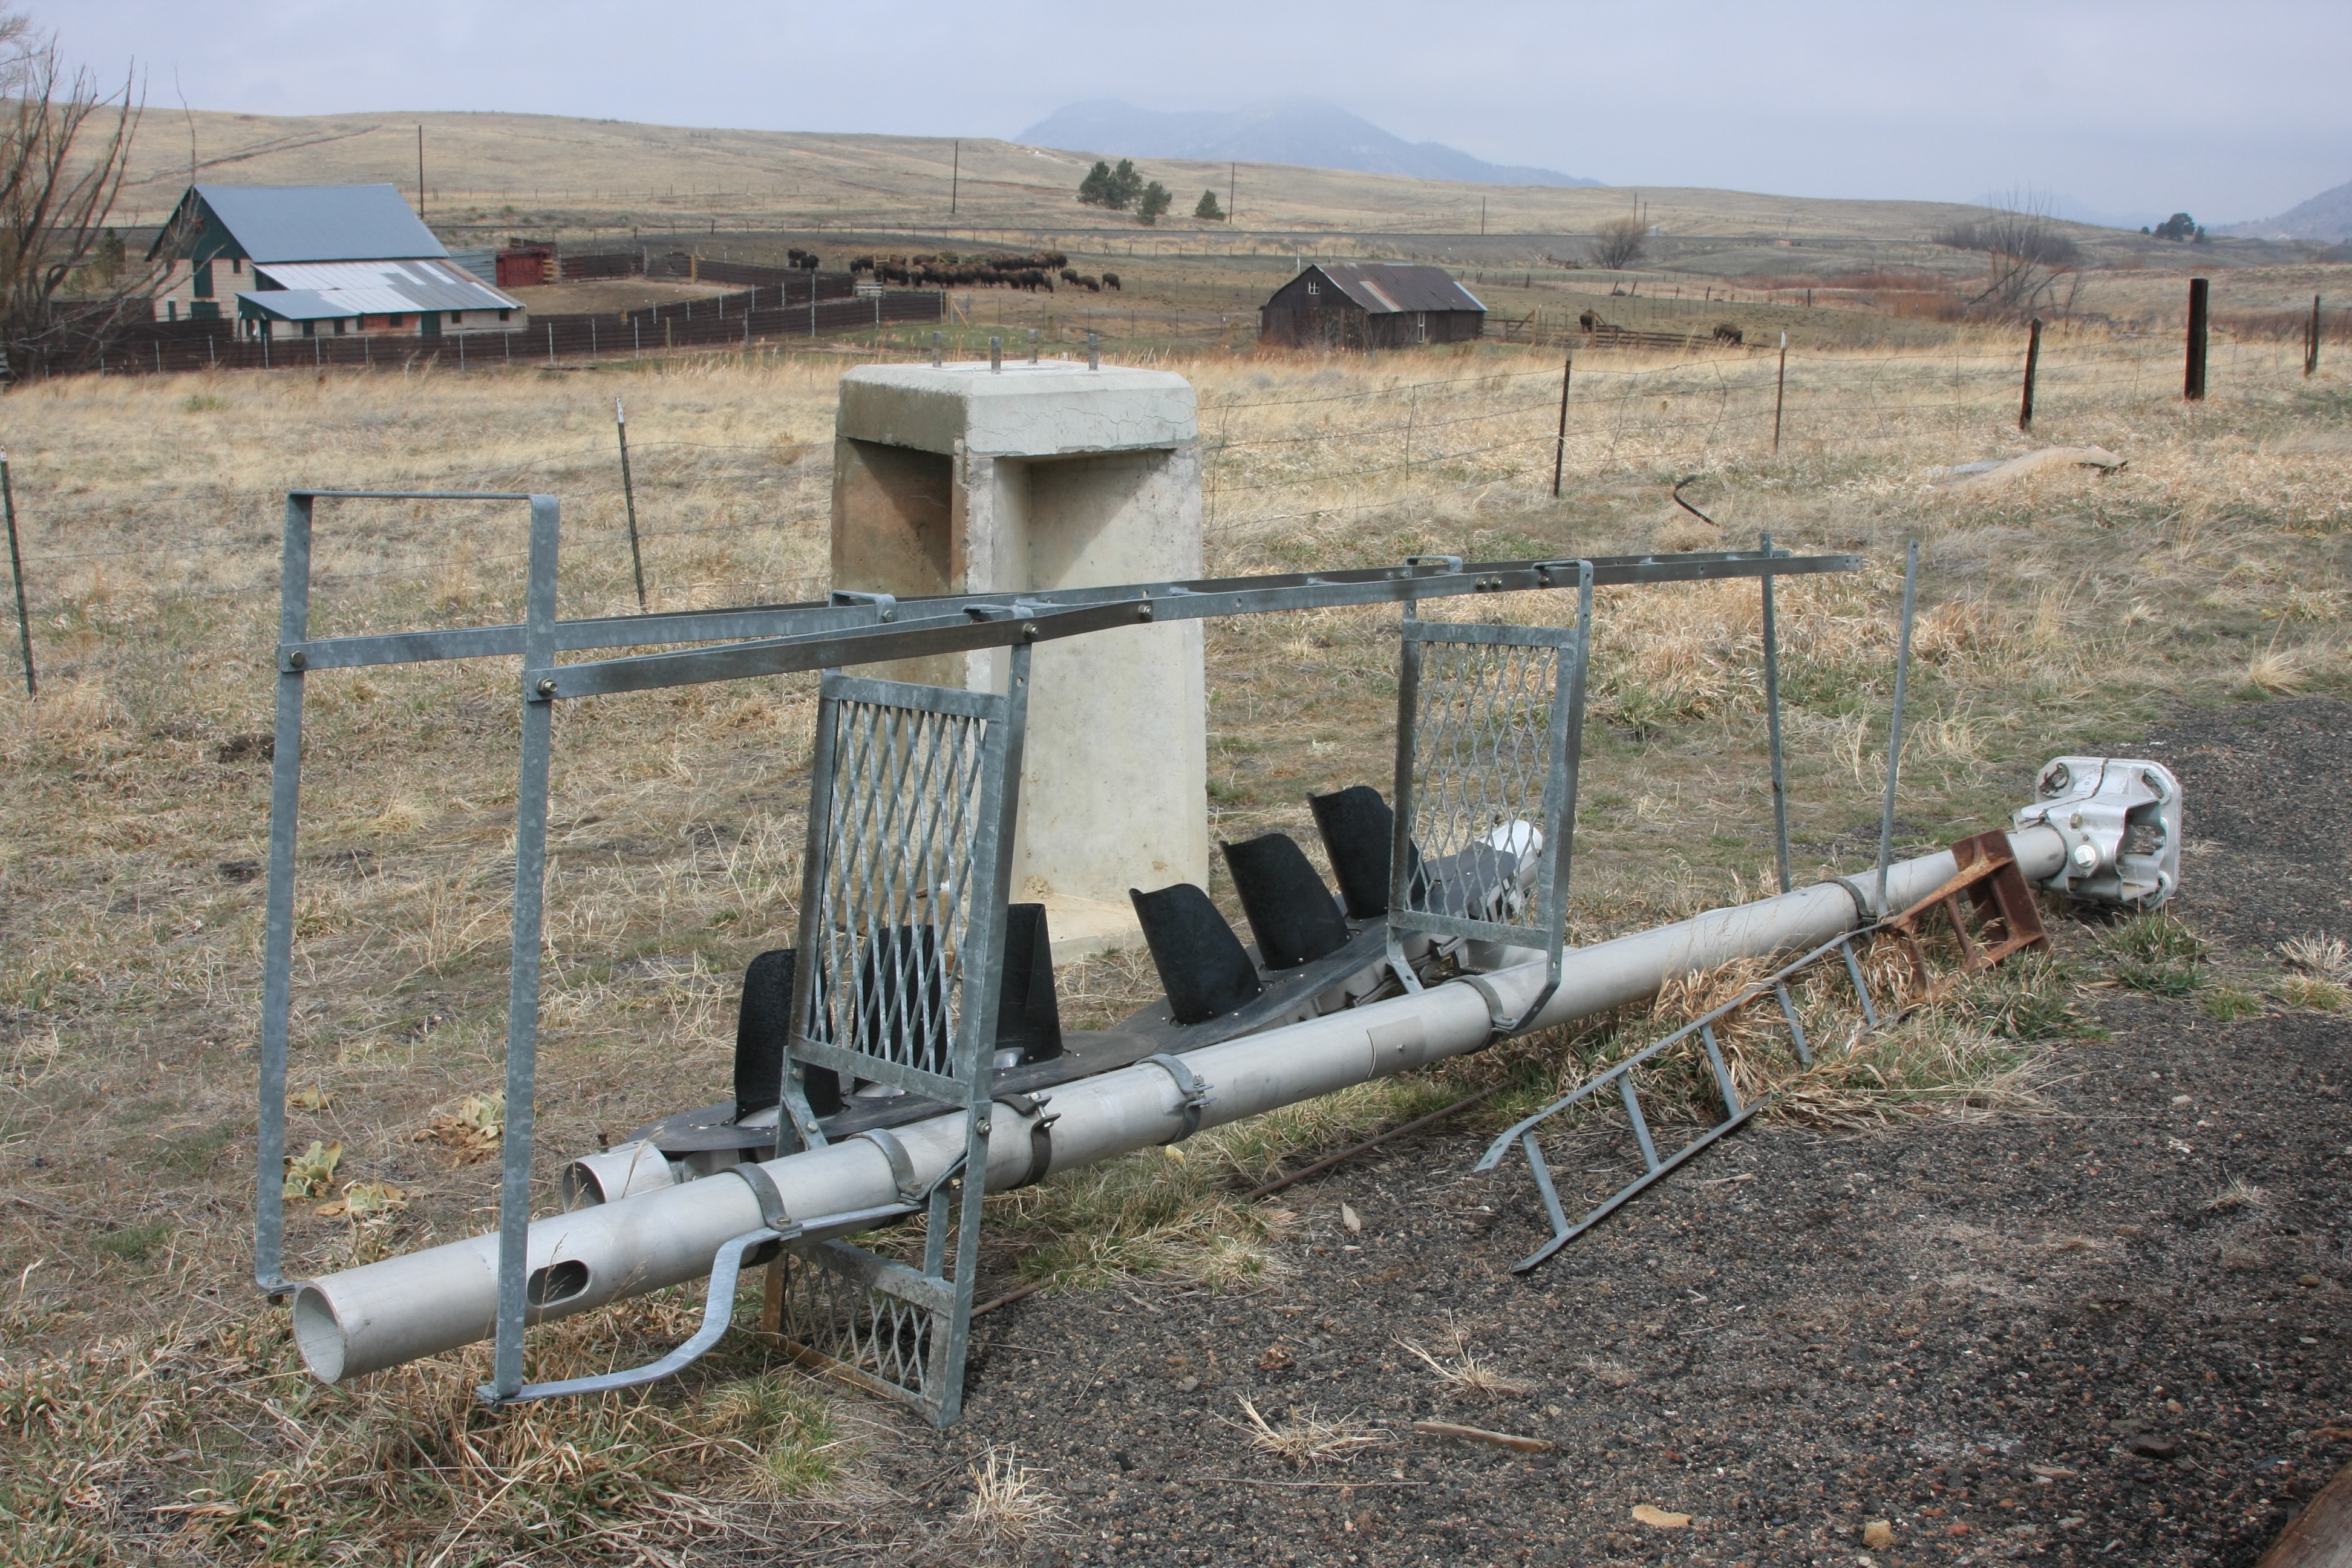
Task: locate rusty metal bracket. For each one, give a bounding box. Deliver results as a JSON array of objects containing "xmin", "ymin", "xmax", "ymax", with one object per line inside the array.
[{"xmin": 1881, "ymin": 829, "xmax": 2051, "ymax": 1003}]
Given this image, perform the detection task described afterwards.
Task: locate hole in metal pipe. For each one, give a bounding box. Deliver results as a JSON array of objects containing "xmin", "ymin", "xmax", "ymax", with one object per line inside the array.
[{"xmin": 527, "ymin": 1259, "xmax": 590, "ymax": 1307}]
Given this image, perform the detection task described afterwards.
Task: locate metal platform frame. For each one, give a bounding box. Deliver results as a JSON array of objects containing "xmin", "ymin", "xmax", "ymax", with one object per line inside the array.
[
  {"xmin": 249, "ymin": 484, "xmax": 1857, "ymax": 1413},
  {"xmin": 1386, "ymin": 561, "xmax": 1593, "ymax": 1035}
]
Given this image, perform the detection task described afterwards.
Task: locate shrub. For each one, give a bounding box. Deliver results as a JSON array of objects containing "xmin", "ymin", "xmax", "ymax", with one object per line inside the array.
[{"xmin": 1195, "ymin": 189, "xmax": 1224, "ymax": 221}]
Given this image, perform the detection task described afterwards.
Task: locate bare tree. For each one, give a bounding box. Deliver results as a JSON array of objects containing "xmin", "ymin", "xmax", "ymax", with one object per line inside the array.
[
  {"xmin": 1935, "ymin": 194, "xmax": 2083, "ymax": 318},
  {"xmin": 0, "ymin": 15, "xmax": 148, "ymax": 378},
  {"xmin": 1589, "ymin": 215, "xmax": 1647, "ymax": 271}
]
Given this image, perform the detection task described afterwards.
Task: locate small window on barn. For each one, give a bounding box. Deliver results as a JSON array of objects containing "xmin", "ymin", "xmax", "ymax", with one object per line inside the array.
[
  {"xmin": 498, "ymin": 309, "xmax": 511, "ymax": 322},
  {"xmin": 301, "ymin": 321, "xmax": 316, "ymax": 338},
  {"xmin": 332, "ymin": 319, "xmax": 347, "ymax": 335},
  {"xmin": 388, "ymin": 314, "xmax": 405, "ymax": 327},
  {"xmin": 449, "ymin": 312, "xmax": 462, "ymax": 325},
  {"xmin": 231, "ymin": 258, "xmax": 243, "ymax": 274},
  {"xmin": 193, "ymin": 261, "xmax": 213, "ymax": 298},
  {"xmin": 1306, "ymin": 281, "xmax": 1318, "ymax": 295}
]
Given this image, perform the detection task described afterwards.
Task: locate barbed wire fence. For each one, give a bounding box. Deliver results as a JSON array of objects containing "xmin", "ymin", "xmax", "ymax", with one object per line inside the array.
[{"xmin": 0, "ymin": 330, "xmax": 2331, "ymax": 690}]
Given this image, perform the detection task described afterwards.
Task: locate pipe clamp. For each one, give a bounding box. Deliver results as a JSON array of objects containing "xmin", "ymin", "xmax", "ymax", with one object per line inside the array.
[
  {"xmin": 1143, "ymin": 1053, "xmax": 1212, "ymax": 1142},
  {"xmin": 996, "ymin": 1091, "xmax": 1059, "ymax": 1187},
  {"xmin": 725, "ymin": 1162, "xmax": 798, "ymax": 1236},
  {"xmin": 856, "ymin": 1127, "xmax": 923, "ymax": 1203}
]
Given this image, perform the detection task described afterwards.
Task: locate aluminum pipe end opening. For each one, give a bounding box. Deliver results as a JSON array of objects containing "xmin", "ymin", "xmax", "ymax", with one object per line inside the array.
[
  {"xmin": 560, "ymin": 1159, "xmax": 607, "ymax": 1210},
  {"xmin": 290, "ymin": 1284, "xmax": 350, "ymax": 1383}
]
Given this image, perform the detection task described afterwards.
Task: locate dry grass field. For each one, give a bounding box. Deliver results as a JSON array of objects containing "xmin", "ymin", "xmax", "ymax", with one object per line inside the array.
[
  {"xmin": 1, "ymin": 321, "xmax": 2348, "ymax": 1563},
  {"xmin": 111, "ymin": 107, "xmax": 2011, "ymax": 244}
]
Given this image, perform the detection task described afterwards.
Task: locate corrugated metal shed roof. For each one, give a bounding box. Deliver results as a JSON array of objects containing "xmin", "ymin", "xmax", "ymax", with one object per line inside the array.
[
  {"xmin": 1310, "ymin": 263, "xmax": 1486, "ymax": 315},
  {"xmin": 237, "ymin": 290, "xmax": 361, "ymax": 322},
  {"xmin": 247, "ymin": 259, "xmax": 521, "ymax": 316},
  {"xmin": 196, "ymin": 184, "xmax": 448, "ymax": 263}
]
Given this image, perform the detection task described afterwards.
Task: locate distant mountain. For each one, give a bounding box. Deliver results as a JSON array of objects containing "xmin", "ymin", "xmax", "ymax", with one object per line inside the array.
[
  {"xmin": 2219, "ymin": 177, "xmax": 2352, "ymax": 241},
  {"xmin": 1015, "ymin": 100, "xmax": 1598, "ymax": 189}
]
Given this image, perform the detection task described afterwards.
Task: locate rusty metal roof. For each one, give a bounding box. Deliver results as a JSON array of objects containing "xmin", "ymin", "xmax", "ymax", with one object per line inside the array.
[{"xmin": 1303, "ymin": 263, "xmax": 1486, "ymax": 315}]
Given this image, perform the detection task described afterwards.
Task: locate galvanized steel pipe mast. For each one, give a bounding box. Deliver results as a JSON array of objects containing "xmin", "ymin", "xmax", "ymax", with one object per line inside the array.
[{"xmin": 256, "ymin": 491, "xmax": 1865, "ymax": 1418}]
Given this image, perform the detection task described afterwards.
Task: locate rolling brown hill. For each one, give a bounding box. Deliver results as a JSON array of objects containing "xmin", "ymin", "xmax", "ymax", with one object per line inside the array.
[{"xmin": 117, "ymin": 105, "xmax": 2019, "ymax": 249}]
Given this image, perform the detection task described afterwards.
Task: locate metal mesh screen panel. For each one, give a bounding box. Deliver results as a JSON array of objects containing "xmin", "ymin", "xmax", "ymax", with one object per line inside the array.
[
  {"xmin": 1389, "ymin": 619, "xmax": 1587, "ymax": 950},
  {"xmin": 798, "ymin": 690, "xmax": 995, "ymax": 1091},
  {"xmin": 772, "ymin": 1245, "xmax": 944, "ymax": 1408}
]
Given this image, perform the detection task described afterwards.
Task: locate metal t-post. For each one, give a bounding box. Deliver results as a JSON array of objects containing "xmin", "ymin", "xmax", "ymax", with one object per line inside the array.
[
  {"xmin": 2, "ymin": 452, "xmax": 33, "ymax": 697},
  {"xmin": 253, "ymin": 493, "xmax": 313, "ymax": 1294},
  {"xmin": 2019, "ymin": 318, "xmax": 2042, "ymax": 431},
  {"xmin": 1873, "ymin": 540, "xmax": 1920, "ymax": 918},
  {"xmin": 485, "ymin": 494, "xmax": 562, "ymax": 1404},
  {"xmin": 1759, "ymin": 531, "xmax": 1790, "ymax": 893},
  {"xmin": 615, "ymin": 400, "xmax": 647, "ymax": 612},
  {"xmin": 2184, "ymin": 278, "xmax": 2209, "ymax": 400},
  {"xmin": 1772, "ymin": 333, "xmax": 1788, "ymax": 452},
  {"xmin": 1551, "ymin": 349, "xmax": 1572, "ymax": 498}
]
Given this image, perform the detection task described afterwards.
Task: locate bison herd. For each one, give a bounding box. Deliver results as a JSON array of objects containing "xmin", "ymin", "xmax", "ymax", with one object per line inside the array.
[
  {"xmin": 846, "ymin": 249, "xmax": 1089, "ymax": 292},
  {"xmin": 840, "ymin": 250, "xmax": 1122, "ymax": 294}
]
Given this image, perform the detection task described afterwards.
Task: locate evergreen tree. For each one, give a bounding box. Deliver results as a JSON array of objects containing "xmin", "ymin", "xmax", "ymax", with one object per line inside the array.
[
  {"xmin": 1106, "ymin": 159, "xmax": 1143, "ymax": 211},
  {"xmin": 1137, "ymin": 181, "xmax": 1172, "ymax": 225},
  {"xmin": 1077, "ymin": 161, "xmax": 1114, "ymax": 207},
  {"xmin": 1194, "ymin": 189, "xmax": 1224, "ymax": 221}
]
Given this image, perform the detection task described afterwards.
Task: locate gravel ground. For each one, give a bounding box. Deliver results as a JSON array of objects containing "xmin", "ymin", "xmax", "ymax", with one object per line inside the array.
[{"xmin": 857, "ymin": 701, "xmax": 2350, "ymax": 1568}]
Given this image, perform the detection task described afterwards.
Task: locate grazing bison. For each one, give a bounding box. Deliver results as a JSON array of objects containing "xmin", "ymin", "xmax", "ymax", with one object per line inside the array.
[
  {"xmin": 1102, "ymin": 272, "xmax": 1120, "ymax": 290},
  {"xmin": 1712, "ymin": 322, "xmax": 1743, "ymax": 345},
  {"xmin": 1578, "ymin": 310, "xmax": 1601, "ymax": 331}
]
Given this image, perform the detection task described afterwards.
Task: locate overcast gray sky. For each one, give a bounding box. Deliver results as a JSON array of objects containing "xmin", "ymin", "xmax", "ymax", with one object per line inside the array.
[{"xmin": 54, "ymin": 0, "xmax": 2351, "ymax": 225}]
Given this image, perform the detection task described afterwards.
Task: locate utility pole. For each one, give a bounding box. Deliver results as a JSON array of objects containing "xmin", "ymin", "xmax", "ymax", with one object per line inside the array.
[
  {"xmin": 416, "ymin": 125, "xmax": 426, "ymax": 220},
  {"xmin": 950, "ymin": 140, "xmax": 959, "ymax": 217},
  {"xmin": 1229, "ymin": 162, "xmax": 1236, "ymax": 224},
  {"xmin": 2307, "ymin": 293, "xmax": 2322, "ymax": 377}
]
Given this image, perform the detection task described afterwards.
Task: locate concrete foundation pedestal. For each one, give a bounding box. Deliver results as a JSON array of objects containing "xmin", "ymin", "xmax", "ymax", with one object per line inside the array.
[{"xmin": 831, "ymin": 360, "xmax": 1208, "ymax": 962}]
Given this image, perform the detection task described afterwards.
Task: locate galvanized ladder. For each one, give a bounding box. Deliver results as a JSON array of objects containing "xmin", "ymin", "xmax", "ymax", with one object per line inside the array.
[{"xmin": 1476, "ymin": 830, "xmax": 2048, "ymax": 1272}]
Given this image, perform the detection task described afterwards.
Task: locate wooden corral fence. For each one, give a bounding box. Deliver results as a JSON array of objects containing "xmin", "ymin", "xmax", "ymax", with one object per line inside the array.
[{"xmin": 93, "ymin": 289, "xmax": 950, "ymax": 376}]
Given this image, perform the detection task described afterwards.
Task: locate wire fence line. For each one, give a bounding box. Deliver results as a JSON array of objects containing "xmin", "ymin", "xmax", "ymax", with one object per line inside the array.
[{"xmin": 2, "ymin": 333, "xmax": 2324, "ymax": 636}]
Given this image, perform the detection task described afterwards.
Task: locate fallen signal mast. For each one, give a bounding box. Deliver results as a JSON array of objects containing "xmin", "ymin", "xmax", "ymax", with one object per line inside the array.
[{"xmin": 253, "ymin": 490, "xmax": 2182, "ymax": 1427}]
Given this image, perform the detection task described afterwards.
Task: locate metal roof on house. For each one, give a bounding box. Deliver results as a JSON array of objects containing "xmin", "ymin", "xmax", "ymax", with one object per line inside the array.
[
  {"xmin": 1307, "ymin": 263, "xmax": 1486, "ymax": 315},
  {"xmin": 236, "ymin": 290, "xmax": 361, "ymax": 322},
  {"xmin": 191, "ymin": 184, "xmax": 448, "ymax": 263},
  {"xmin": 243, "ymin": 259, "xmax": 520, "ymax": 318}
]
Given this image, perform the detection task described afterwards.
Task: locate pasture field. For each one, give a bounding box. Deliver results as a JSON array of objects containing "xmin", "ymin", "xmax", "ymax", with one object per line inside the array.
[{"xmin": 0, "ymin": 325, "xmax": 2347, "ymax": 1563}]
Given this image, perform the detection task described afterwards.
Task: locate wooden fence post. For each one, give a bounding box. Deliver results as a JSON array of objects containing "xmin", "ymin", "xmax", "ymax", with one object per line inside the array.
[
  {"xmin": 2308, "ymin": 293, "xmax": 2322, "ymax": 378},
  {"xmin": 2184, "ymin": 277, "xmax": 2209, "ymax": 400},
  {"xmin": 2019, "ymin": 317, "xmax": 2043, "ymax": 431}
]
